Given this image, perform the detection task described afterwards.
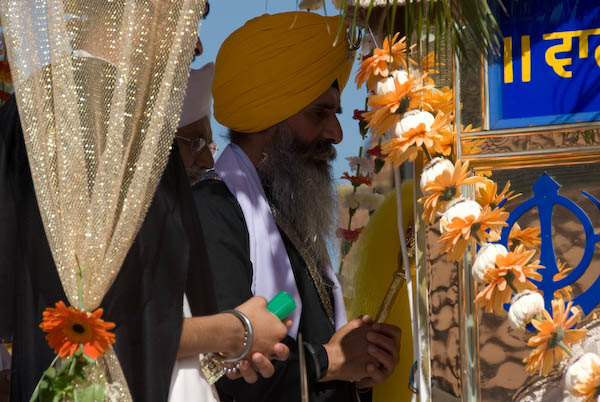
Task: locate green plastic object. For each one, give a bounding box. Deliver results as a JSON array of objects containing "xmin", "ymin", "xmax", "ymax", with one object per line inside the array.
[{"xmin": 267, "ymin": 291, "xmax": 296, "ymax": 320}]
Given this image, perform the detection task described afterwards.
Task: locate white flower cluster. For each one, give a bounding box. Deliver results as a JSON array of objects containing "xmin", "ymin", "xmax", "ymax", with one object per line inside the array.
[
  {"xmin": 374, "ymin": 70, "xmax": 408, "ymax": 96},
  {"xmin": 338, "ymin": 184, "xmax": 384, "ymax": 211},
  {"xmin": 507, "ymin": 290, "xmax": 544, "ymax": 330},
  {"xmin": 394, "ymin": 109, "xmax": 434, "ymax": 138},
  {"xmin": 420, "ymin": 157, "xmax": 454, "ymax": 195},
  {"xmin": 345, "ymin": 156, "xmax": 374, "ymax": 174},
  {"xmin": 440, "ymin": 197, "xmax": 481, "ymax": 232},
  {"xmin": 565, "ymin": 352, "xmax": 600, "ymax": 397},
  {"xmin": 471, "ymin": 243, "xmax": 508, "ymax": 282}
]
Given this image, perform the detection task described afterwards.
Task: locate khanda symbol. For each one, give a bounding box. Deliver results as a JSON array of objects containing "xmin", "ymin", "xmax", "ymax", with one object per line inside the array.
[{"xmin": 498, "ymin": 174, "xmax": 600, "ymax": 323}]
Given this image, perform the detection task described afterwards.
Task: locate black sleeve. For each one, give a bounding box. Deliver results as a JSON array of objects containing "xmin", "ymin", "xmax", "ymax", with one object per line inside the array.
[
  {"xmin": 0, "ymin": 96, "xmax": 21, "ymax": 339},
  {"xmin": 192, "ymin": 179, "xmax": 254, "ymax": 310}
]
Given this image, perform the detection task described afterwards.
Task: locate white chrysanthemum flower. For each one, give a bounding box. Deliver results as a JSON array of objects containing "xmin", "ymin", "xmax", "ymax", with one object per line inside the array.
[
  {"xmin": 345, "ymin": 156, "xmax": 374, "ymax": 174},
  {"xmin": 299, "ymin": 0, "xmax": 324, "ymax": 10},
  {"xmin": 472, "ymin": 243, "xmax": 508, "ymax": 282},
  {"xmin": 338, "ymin": 184, "xmax": 359, "ymax": 209},
  {"xmin": 565, "ymin": 353, "xmax": 600, "ymax": 395},
  {"xmin": 342, "ymin": 192, "xmax": 361, "ymax": 210},
  {"xmin": 374, "ymin": 69, "xmax": 409, "ymax": 96},
  {"xmin": 354, "ymin": 184, "xmax": 385, "ymax": 211},
  {"xmin": 420, "ymin": 157, "xmax": 454, "ymax": 195},
  {"xmin": 440, "ymin": 197, "xmax": 482, "ymax": 232},
  {"xmin": 337, "ymin": 184, "xmax": 354, "ymax": 200},
  {"xmin": 507, "ymin": 290, "xmax": 545, "ymax": 330},
  {"xmin": 393, "ymin": 110, "xmax": 435, "ymax": 138}
]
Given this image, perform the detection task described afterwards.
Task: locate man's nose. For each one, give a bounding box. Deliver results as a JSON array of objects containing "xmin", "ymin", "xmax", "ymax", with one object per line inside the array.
[
  {"xmin": 321, "ymin": 116, "xmax": 343, "ymax": 144},
  {"xmin": 194, "ymin": 147, "xmax": 214, "ymax": 169}
]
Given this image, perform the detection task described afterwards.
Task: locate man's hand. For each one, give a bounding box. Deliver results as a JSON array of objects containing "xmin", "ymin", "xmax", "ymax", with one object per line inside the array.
[
  {"xmin": 232, "ymin": 296, "xmax": 292, "ymax": 380},
  {"xmin": 356, "ymin": 321, "xmax": 401, "ymax": 388},
  {"xmin": 321, "ymin": 315, "xmax": 401, "ymax": 386},
  {"xmin": 320, "ymin": 317, "xmax": 380, "ymax": 383}
]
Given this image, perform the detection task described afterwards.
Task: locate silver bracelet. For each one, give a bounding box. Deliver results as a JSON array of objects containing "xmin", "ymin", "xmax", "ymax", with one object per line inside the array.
[{"xmin": 214, "ymin": 309, "xmax": 254, "ymax": 363}]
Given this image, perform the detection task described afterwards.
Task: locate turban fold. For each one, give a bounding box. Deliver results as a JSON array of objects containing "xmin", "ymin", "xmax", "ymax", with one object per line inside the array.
[{"xmin": 213, "ymin": 12, "xmax": 354, "ymax": 133}]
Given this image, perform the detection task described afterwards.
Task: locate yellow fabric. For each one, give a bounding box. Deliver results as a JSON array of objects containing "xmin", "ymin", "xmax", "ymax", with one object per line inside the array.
[
  {"xmin": 341, "ymin": 181, "xmax": 415, "ymax": 402},
  {"xmin": 213, "ymin": 12, "xmax": 354, "ymax": 133}
]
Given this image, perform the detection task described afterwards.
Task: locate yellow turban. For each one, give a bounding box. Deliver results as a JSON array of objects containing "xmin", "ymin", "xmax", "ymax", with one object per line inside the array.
[{"xmin": 212, "ymin": 12, "xmax": 354, "ymax": 133}]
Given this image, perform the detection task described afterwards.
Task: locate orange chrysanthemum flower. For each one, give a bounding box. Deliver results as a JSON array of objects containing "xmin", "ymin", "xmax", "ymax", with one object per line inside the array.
[
  {"xmin": 421, "ymin": 51, "xmax": 439, "ymax": 75},
  {"xmin": 355, "ymin": 33, "xmax": 414, "ymax": 89},
  {"xmin": 419, "ymin": 159, "xmax": 485, "ymax": 223},
  {"xmin": 476, "ymin": 179, "xmax": 521, "ymax": 209},
  {"xmin": 381, "ymin": 112, "xmax": 452, "ymax": 167},
  {"xmin": 574, "ymin": 359, "xmax": 600, "ymax": 401},
  {"xmin": 524, "ymin": 299, "xmax": 587, "ymax": 376},
  {"xmin": 40, "ymin": 301, "xmax": 116, "ymax": 359},
  {"xmin": 553, "ymin": 259, "xmax": 573, "ymax": 301},
  {"xmin": 475, "ymin": 245, "xmax": 543, "ymax": 313},
  {"xmin": 420, "ymin": 86, "xmax": 453, "ymax": 115},
  {"xmin": 509, "ymin": 223, "xmax": 542, "ymax": 250},
  {"xmin": 431, "ymin": 127, "xmax": 454, "ymax": 157},
  {"xmin": 439, "ymin": 205, "xmax": 509, "ymax": 261},
  {"xmin": 363, "ymin": 74, "xmax": 427, "ymax": 135}
]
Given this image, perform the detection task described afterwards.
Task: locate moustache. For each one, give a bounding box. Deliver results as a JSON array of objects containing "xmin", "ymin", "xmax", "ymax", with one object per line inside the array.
[{"xmin": 296, "ymin": 140, "xmax": 337, "ymax": 162}]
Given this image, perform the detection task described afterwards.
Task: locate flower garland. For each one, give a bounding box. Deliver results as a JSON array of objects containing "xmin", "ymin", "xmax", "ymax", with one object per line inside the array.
[
  {"xmin": 32, "ymin": 262, "xmax": 117, "ymax": 402},
  {"xmin": 353, "ymin": 31, "xmax": 593, "ymax": 399}
]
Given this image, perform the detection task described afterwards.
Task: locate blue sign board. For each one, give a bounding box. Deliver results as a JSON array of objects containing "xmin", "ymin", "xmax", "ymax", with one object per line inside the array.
[{"xmin": 488, "ymin": 0, "xmax": 600, "ymax": 129}]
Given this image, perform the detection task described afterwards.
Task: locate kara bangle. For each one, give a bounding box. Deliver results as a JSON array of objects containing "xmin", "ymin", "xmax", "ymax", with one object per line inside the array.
[{"xmin": 214, "ymin": 309, "xmax": 254, "ymax": 363}]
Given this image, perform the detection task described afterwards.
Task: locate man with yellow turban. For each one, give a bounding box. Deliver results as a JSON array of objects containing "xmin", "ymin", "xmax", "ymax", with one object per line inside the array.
[{"xmin": 193, "ymin": 12, "xmax": 401, "ymax": 402}]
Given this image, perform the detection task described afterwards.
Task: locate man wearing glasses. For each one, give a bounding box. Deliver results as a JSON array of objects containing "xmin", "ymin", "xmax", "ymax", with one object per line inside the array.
[{"xmin": 175, "ymin": 62, "xmax": 219, "ymax": 184}]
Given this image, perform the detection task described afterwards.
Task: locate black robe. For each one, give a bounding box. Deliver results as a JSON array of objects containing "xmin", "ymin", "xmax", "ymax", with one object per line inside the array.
[
  {"xmin": 193, "ymin": 178, "xmax": 371, "ymax": 402},
  {"xmin": 0, "ymin": 95, "xmax": 218, "ymax": 402}
]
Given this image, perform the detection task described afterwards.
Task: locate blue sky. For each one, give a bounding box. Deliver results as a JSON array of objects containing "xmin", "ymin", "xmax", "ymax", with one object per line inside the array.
[{"xmin": 192, "ymin": 0, "xmax": 368, "ymax": 181}]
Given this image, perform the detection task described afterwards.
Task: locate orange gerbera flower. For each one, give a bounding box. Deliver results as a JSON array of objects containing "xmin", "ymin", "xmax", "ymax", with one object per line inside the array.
[
  {"xmin": 419, "ymin": 159, "xmax": 485, "ymax": 223},
  {"xmin": 439, "ymin": 205, "xmax": 509, "ymax": 261},
  {"xmin": 574, "ymin": 359, "xmax": 600, "ymax": 401},
  {"xmin": 553, "ymin": 259, "xmax": 573, "ymax": 301},
  {"xmin": 476, "ymin": 179, "xmax": 520, "ymax": 209},
  {"xmin": 40, "ymin": 301, "xmax": 116, "ymax": 359},
  {"xmin": 421, "ymin": 51, "xmax": 439, "ymax": 75},
  {"xmin": 475, "ymin": 245, "xmax": 543, "ymax": 314},
  {"xmin": 381, "ymin": 112, "xmax": 452, "ymax": 167},
  {"xmin": 509, "ymin": 223, "xmax": 542, "ymax": 250},
  {"xmin": 363, "ymin": 74, "xmax": 427, "ymax": 135},
  {"xmin": 355, "ymin": 33, "xmax": 414, "ymax": 89},
  {"xmin": 524, "ymin": 299, "xmax": 587, "ymax": 376},
  {"xmin": 420, "ymin": 86, "xmax": 453, "ymax": 115}
]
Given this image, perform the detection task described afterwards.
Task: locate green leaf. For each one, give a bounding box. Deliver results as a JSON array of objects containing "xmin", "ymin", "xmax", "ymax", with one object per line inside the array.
[
  {"xmin": 374, "ymin": 158, "xmax": 385, "ymax": 174},
  {"xmin": 43, "ymin": 367, "xmax": 56, "ymax": 379},
  {"xmin": 78, "ymin": 384, "xmax": 105, "ymax": 402},
  {"xmin": 401, "ymin": 0, "xmax": 504, "ymax": 66},
  {"xmin": 82, "ymin": 353, "xmax": 96, "ymax": 365}
]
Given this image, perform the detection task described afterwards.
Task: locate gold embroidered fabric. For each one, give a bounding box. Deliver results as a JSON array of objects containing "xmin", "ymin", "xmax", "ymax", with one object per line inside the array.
[
  {"xmin": 271, "ymin": 208, "xmax": 336, "ymax": 324},
  {"xmin": 0, "ymin": 0, "xmax": 206, "ymax": 397}
]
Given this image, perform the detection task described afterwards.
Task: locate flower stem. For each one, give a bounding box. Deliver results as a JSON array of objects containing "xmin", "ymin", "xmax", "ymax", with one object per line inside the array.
[
  {"xmin": 421, "ymin": 144, "xmax": 432, "ymax": 161},
  {"xmin": 558, "ymin": 340, "xmax": 572, "ymax": 359},
  {"xmin": 29, "ymin": 355, "xmax": 60, "ymax": 402}
]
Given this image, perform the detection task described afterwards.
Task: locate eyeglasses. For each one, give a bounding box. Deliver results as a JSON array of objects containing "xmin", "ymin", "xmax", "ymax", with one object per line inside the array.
[{"xmin": 175, "ymin": 136, "xmax": 218, "ymax": 156}]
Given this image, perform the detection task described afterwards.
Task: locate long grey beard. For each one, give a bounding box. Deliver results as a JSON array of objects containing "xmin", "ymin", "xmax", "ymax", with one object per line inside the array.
[{"xmin": 258, "ymin": 124, "xmax": 338, "ymax": 272}]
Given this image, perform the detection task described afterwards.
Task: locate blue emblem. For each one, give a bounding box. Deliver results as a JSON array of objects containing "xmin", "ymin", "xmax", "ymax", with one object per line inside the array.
[{"xmin": 498, "ymin": 174, "xmax": 600, "ymax": 320}]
